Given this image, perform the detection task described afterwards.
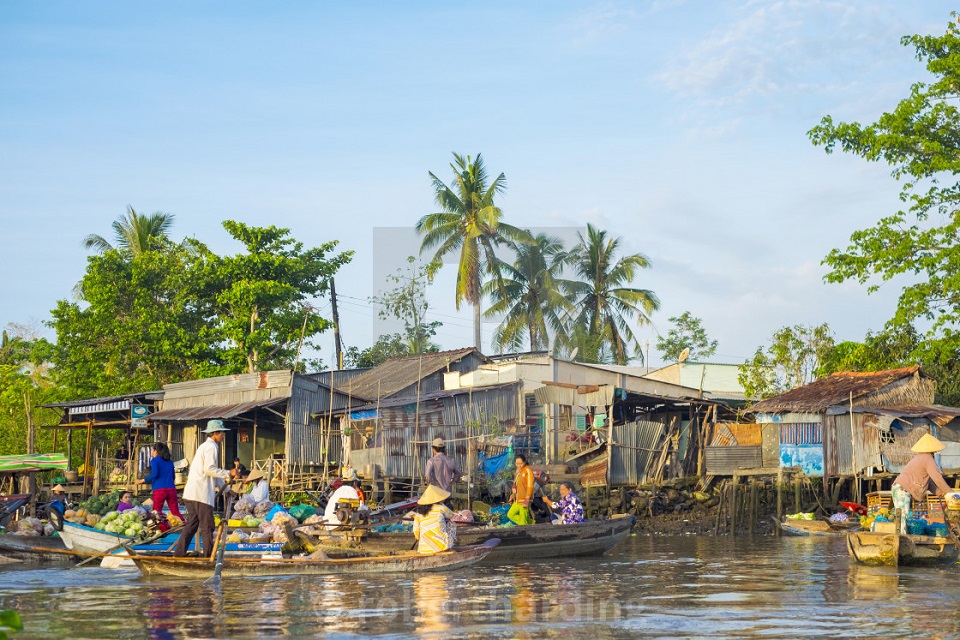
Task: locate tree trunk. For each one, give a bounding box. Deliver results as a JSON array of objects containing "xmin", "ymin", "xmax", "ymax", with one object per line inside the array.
[{"xmin": 473, "ymin": 303, "xmax": 481, "ymax": 351}]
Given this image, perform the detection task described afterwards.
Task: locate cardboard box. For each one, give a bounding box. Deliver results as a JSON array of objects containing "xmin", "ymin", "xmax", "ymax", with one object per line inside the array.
[{"xmin": 872, "ymin": 521, "xmax": 898, "ymax": 534}]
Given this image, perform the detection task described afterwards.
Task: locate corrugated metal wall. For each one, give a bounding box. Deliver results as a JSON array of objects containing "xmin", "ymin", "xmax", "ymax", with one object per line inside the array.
[
  {"xmin": 609, "ymin": 419, "xmax": 666, "ymax": 485},
  {"xmin": 349, "ymin": 385, "xmax": 521, "ymax": 479},
  {"xmin": 705, "ymin": 446, "xmax": 763, "ymax": 475},
  {"xmin": 286, "ymin": 374, "xmax": 343, "ymax": 466},
  {"xmin": 824, "ymin": 413, "xmax": 882, "ymax": 477}
]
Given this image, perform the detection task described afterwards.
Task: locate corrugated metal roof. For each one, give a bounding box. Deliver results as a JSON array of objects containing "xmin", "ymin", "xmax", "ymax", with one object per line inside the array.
[
  {"xmin": 43, "ymin": 391, "xmax": 163, "ymax": 410},
  {"xmin": 148, "ymin": 397, "xmax": 287, "ymax": 422},
  {"xmin": 746, "ymin": 366, "xmax": 924, "ymax": 414},
  {"xmin": 824, "ymin": 403, "xmax": 960, "ymax": 425},
  {"xmin": 340, "ymin": 348, "xmax": 484, "ymax": 401}
]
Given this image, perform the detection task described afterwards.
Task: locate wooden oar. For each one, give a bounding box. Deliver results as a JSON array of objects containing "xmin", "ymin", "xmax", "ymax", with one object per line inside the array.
[{"xmin": 204, "ymin": 493, "xmax": 235, "ymax": 586}]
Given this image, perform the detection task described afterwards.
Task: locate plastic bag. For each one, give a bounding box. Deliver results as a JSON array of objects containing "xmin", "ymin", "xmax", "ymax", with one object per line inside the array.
[
  {"xmin": 253, "ymin": 500, "xmax": 276, "ymax": 518},
  {"xmin": 288, "ymin": 504, "xmax": 316, "ymax": 522},
  {"xmin": 262, "ymin": 502, "xmax": 284, "ymax": 521}
]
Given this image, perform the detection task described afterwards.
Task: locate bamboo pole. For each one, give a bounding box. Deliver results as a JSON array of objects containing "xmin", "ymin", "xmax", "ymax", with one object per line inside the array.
[{"xmin": 83, "ymin": 419, "xmax": 93, "ymax": 497}]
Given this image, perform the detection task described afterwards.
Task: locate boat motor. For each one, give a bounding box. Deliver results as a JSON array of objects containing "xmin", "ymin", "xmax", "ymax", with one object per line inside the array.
[{"xmin": 334, "ymin": 498, "xmax": 369, "ymax": 527}]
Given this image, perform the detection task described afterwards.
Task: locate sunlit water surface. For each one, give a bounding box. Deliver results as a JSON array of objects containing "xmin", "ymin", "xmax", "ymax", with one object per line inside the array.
[{"xmin": 0, "ymin": 535, "xmax": 959, "ymax": 639}]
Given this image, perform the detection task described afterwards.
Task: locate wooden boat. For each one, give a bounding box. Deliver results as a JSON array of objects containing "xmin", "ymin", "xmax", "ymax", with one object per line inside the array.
[
  {"xmin": 130, "ymin": 538, "xmax": 501, "ymax": 578},
  {"xmin": 778, "ymin": 518, "xmax": 859, "ymax": 537},
  {"xmin": 312, "ymin": 513, "xmax": 636, "ymax": 562},
  {"xmin": 58, "ymin": 521, "xmax": 136, "ymax": 554},
  {"xmin": 0, "ymin": 534, "xmax": 73, "ymax": 563},
  {"xmin": 847, "ymin": 531, "xmax": 960, "ymax": 567}
]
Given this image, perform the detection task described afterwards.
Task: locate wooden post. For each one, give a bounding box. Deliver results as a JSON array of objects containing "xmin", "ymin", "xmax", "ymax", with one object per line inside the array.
[
  {"xmin": 730, "ymin": 477, "xmax": 737, "ymax": 536},
  {"xmin": 794, "ymin": 476, "xmax": 801, "ymax": 514},
  {"xmin": 777, "ymin": 467, "xmax": 784, "ymax": 523},
  {"xmin": 748, "ymin": 480, "xmax": 757, "ymax": 536},
  {"xmin": 714, "ymin": 480, "xmax": 726, "ymax": 535},
  {"xmin": 24, "ymin": 392, "xmax": 36, "ymax": 500},
  {"xmin": 83, "ymin": 420, "xmax": 93, "ymax": 497}
]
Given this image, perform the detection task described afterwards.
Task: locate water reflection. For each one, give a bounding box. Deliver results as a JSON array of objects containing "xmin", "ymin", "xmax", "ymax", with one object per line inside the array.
[{"xmin": 1, "ymin": 537, "xmax": 959, "ymax": 638}]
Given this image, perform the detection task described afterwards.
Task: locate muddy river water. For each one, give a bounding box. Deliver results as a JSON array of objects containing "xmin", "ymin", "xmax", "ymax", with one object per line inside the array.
[{"xmin": 0, "ymin": 535, "xmax": 958, "ymax": 639}]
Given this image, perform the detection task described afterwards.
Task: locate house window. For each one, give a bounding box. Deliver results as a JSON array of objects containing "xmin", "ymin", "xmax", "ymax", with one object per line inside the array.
[{"xmin": 879, "ymin": 430, "xmax": 895, "ymax": 444}]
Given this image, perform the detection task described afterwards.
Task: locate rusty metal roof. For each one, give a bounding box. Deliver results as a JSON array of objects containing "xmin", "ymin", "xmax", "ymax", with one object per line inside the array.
[
  {"xmin": 148, "ymin": 397, "xmax": 287, "ymax": 422},
  {"xmin": 747, "ymin": 366, "xmax": 923, "ymax": 414},
  {"xmin": 339, "ymin": 348, "xmax": 483, "ymax": 401}
]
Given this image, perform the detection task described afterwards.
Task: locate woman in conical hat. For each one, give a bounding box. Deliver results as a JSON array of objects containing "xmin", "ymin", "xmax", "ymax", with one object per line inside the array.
[
  {"xmin": 413, "ymin": 484, "xmax": 456, "ymax": 554},
  {"xmin": 892, "ymin": 433, "xmax": 952, "ymax": 532}
]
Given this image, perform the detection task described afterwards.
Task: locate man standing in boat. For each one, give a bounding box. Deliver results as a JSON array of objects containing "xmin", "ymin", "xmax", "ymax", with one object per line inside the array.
[
  {"xmin": 175, "ymin": 420, "xmax": 233, "ymax": 557},
  {"xmin": 892, "ymin": 433, "xmax": 953, "ymax": 533},
  {"xmin": 424, "ymin": 437, "xmax": 461, "ymax": 492}
]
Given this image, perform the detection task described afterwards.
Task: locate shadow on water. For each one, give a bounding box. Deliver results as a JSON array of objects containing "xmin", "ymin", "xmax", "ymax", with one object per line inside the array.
[{"xmin": 0, "ymin": 535, "xmax": 958, "ymax": 638}]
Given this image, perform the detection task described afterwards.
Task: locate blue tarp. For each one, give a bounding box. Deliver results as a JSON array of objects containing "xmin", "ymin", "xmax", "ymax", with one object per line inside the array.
[{"xmin": 479, "ymin": 444, "xmax": 514, "ymax": 477}]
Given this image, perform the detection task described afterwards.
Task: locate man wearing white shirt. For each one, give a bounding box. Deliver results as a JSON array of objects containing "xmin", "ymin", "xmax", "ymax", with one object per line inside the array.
[
  {"xmin": 175, "ymin": 420, "xmax": 233, "ymax": 557},
  {"xmin": 323, "ymin": 469, "xmax": 368, "ymax": 525},
  {"xmin": 243, "ymin": 470, "xmax": 271, "ymax": 504}
]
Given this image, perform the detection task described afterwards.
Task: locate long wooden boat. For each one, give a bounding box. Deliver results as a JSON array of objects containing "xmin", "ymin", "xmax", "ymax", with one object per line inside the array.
[
  {"xmin": 58, "ymin": 521, "xmax": 136, "ymax": 554},
  {"xmin": 778, "ymin": 518, "xmax": 859, "ymax": 537},
  {"xmin": 847, "ymin": 531, "xmax": 960, "ymax": 567},
  {"xmin": 0, "ymin": 534, "xmax": 73, "ymax": 563},
  {"xmin": 130, "ymin": 538, "xmax": 501, "ymax": 578},
  {"xmin": 313, "ymin": 513, "xmax": 636, "ymax": 562}
]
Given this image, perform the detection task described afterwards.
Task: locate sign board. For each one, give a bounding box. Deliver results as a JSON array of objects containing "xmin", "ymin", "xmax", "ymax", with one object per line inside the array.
[{"xmin": 131, "ymin": 405, "xmax": 150, "ymax": 429}]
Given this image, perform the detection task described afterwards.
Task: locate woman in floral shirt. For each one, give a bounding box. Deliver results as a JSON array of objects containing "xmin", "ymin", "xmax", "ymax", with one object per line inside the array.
[{"xmin": 543, "ymin": 481, "xmax": 584, "ymax": 524}]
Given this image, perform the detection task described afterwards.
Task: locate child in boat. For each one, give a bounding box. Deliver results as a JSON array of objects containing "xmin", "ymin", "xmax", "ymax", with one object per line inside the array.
[
  {"xmin": 116, "ymin": 491, "xmax": 135, "ymax": 513},
  {"xmin": 413, "ymin": 484, "xmax": 457, "ymax": 553}
]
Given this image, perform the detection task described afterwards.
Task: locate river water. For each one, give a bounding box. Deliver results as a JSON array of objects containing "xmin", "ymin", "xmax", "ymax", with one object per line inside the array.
[{"xmin": 0, "ymin": 535, "xmax": 958, "ymax": 639}]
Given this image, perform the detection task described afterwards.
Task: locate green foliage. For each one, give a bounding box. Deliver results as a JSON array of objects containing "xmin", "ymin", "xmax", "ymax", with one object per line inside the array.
[
  {"xmin": 417, "ymin": 152, "xmax": 531, "ymax": 349},
  {"xmin": 82, "ymin": 206, "xmax": 176, "ymax": 257},
  {"xmin": 371, "ymin": 256, "xmax": 441, "ymax": 355},
  {"xmin": 808, "ymin": 15, "xmax": 960, "ymax": 360},
  {"xmin": 563, "ymin": 224, "xmax": 659, "ymax": 365},
  {"xmin": 738, "ymin": 324, "xmax": 834, "ymax": 400},
  {"xmin": 50, "ymin": 242, "xmax": 218, "ymax": 397},
  {"xmin": 485, "ymin": 232, "xmax": 574, "ymax": 353},
  {"xmin": 344, "ymin": 332, "xmax": 440, "ymax": 369},
  {"xmin": 0, "ymin": 609, "xmax": 23, "ymax": 639},
  {"xmin": 0, "ymin": 326, "xmax": 59, "ymax": 457},
  {"xmin": 656, "ymin": 311, "xmax": 718, "ymax": 362},
  {"xmin": 201, "ymin": 221, "xmax": 353, "ymax": 373}
]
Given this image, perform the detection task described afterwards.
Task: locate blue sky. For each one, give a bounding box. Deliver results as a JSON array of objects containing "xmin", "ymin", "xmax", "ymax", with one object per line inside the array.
[{"xmin": 0, "ymin": 1, "xmax": 950, "ymax": 368}]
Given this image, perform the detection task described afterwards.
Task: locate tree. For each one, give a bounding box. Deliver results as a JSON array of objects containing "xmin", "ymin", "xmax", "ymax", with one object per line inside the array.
[
  {"xmin": 565, "ymin": 224, "xmax": 659, "ymax": 365},
  {"xmin": 82, "ymin": 206, "xmax": 176, "ymax": 257},
  {"xmin": 0, "ymin": 325, "xmax": 58, "ymax": 457},
  {"xmin": 738, "ymin": 323, "xmax": 835, "ymax": 400},
  {"xmin": 372, "ymin": 257, "xmax": 441, "ymax": 355},
  {"xmin": 202, "ymin": 221, "xmax": 353, "ymax": 373},
  {"xmin": 50, "ymin": 242, "xmax": 218, "ymax": 397},
  {"xmin": 808, "ymin": 16, "xmax": 960, "ymax": 363},
  {"xmin": 656, "ymin": 312, "xmax": 718, "ymax": 362},
  {"xmin": 484, "ymin": 232, "xmax": 573, "ymax": 353},
  {"xmin": 417, "ymin": 153, "xmax": 530, "ymax": 350},
  {"xmin": 344, "ymin": 333, "xmax": 428, "ymax": 369}
]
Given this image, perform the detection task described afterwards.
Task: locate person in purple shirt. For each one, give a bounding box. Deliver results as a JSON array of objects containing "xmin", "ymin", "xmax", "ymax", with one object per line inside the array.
[
  {"xmin": 116, "ymin": 491, "xmax": 135, "ymax": 513},
  {"xmin": 542, "ymin": 481, "xmax": 585, "ymax": 524}
]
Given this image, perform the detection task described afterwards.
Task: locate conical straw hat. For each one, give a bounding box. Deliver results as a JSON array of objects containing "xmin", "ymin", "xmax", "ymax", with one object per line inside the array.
[
  {"xmin": 911, "ymin": 433, "xmax": 945, "ymax": 453},
  {"xmin": 418, "ymin": 484, "xmax": 451, "ymax": 506}
]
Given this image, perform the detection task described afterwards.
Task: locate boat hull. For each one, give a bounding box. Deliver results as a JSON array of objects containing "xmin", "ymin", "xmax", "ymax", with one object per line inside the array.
[
  {"xmin": 847, "ymin": 531, "xmax": 959, "ymax": 567},
  {"xmin": 0, "ymin": 534, "xmax": 73, "ymax": 564},
  {"xmin": 130, "ymin": 539, "xmax": 500, "ymax": 578},
  {"xmin": 59, "ymin": 521, "xmax": 135, "ymax": 554},
  {"xmin": 779, "ymin": 519, "xmax": 859, "ymax": 537},
  {"xmin": 315, "ymin": 513, "xmax": 636, "ymax": 562}
]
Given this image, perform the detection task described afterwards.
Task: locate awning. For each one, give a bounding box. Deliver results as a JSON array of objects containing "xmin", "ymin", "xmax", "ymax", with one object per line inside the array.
[
  {"xmin": 0, "ymin": 453, "xmax": 69, "ymax": 473},
  {"xmin": 148, "ymin": 397, "xmax": 287, "ymax": 422}
]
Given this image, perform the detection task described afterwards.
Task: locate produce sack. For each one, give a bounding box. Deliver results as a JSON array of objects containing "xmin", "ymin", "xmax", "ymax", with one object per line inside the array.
[{"xmin": 288, "ymin": 505, "xmax": 315, "ymax": 522}]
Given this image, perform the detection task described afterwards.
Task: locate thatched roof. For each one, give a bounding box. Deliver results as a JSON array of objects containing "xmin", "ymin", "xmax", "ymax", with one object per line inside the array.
[
  {"xmin": 339, "ymin": 348, "xmax": 483, "ymax": 401},
  {"xmin": 746, "ymin": 366, "xmax": 928, "ymax": 414}
]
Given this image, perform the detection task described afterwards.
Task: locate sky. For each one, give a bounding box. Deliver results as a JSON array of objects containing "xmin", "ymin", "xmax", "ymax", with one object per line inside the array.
[{"xmin": 0, "ymin": 1, "xmax": 951, "ymax": 370}]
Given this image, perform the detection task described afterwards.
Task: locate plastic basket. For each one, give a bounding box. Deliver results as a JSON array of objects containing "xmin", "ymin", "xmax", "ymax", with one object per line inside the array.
[
  {"xmin": 906, "ymin": 519, "xmax": 927, "ymax": 535},
  {"xmin": 925, "ymin": 522, "xmax": 948, "ymax": 537},
  {"xmin": 867, "ymin": 491, "xmax": 892, "ymax": 515}
]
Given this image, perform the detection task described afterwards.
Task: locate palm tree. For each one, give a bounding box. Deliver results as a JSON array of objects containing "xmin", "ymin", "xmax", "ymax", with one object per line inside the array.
[
  {"xmin": 417, "ymin": 153, "xmax": 529, "ymax": 350},
  {"xmin": 484, "ymin": 232, "xmax": 573, "ymax": 352},
  {"xmin": 82, "ymin": 206, "xmax": 176, "ymax": 256},
  {"xmin": 565, "ymin": 223, "xmax": 659, "ymax": 365}
]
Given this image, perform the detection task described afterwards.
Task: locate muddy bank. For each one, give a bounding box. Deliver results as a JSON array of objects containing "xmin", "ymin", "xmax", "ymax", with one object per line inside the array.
[{"xmin": 580, "ymin": 479, "xmax": 827, "ymax": 537}]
